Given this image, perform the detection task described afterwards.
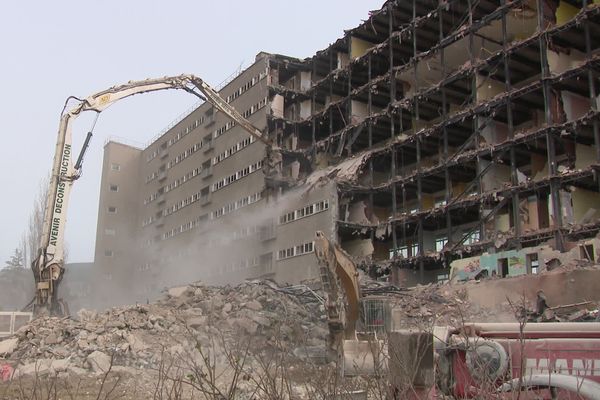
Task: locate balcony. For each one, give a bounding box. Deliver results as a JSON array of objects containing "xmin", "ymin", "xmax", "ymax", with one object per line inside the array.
[
  {"xmin": 257, "ymin": 260, "xmax": 274, "ymax": 275},
  {"xmin": 157, "ymin": 171, "xmax": 167, "ymax": 182},
  {"xmin": 258, "ymin": 224, "xmax": 276, "ymax": 241},
  {"xmin": 200, "ymin": 167, "xmax": 213, "ymax": 179},
  {"xmin": 203, "ymin": 140, "xmax": 214, "ymax": 153},
  {"xmin": 200, "ymin": 194, "xmax": 211, "ymax": 206}
]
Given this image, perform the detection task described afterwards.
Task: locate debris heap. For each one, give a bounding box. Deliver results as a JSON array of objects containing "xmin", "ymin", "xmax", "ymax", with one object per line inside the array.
[{"xmin": 2, "ymin": 281, "xmax": 329, "ymax": 379}]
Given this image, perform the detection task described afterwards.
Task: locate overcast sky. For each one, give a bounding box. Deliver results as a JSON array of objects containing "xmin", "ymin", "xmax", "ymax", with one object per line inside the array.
[{"xmin": 0, "ymin": 1, "xmax": 383, "ymax": 266}]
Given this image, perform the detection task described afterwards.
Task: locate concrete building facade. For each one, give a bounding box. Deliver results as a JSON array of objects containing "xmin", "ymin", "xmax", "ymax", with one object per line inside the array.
[
  {"xmin": 94, "ymin": 54, "xmax": 335, "ymax": 303},
  {"xmin": 96, "ymin": 0, "xmax": 600, "ymax": 302}
]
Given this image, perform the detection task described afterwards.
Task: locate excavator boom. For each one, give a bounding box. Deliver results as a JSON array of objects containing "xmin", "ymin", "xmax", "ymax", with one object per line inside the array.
[
  {"xmin": 314, "ymin": 231, "xmax": 361, "ymax": 349},
  {"xmin": 32, "ymin": 74, "xmax": 272, "ymax": 315}
]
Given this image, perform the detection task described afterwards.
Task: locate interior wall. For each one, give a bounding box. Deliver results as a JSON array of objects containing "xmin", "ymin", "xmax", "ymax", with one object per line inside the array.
[
  {"xmin": 575, "ymin": 143, "xmax": 596, "ymax": 170},
  {"xmin": 481, "ymin": 161, "xmax": 511, "ymax": 191},
  {"xmin": 271, "ymin": 94, "xmax": 284, "ymax": 118},
  {"xmin": 571, "ymin": 187, "xmax": 600, "ymax": 224},
  {"xmin": 476, "ymin": 74, "xmax": 505, "ymax": 103},
  {"xmin": 343, "ymin": 238, "xmax": 375, "ymax": 259},
  {"xmin": 561, "ymin": 90, "xmax": 590, "ymax": 122},
  {"xmin": 350, "ymin": 36, "xmax": 372, "ymax": 59},
  {"xmin": 548, "ymin": 48, "xmax": 585, "ymax": 75}
]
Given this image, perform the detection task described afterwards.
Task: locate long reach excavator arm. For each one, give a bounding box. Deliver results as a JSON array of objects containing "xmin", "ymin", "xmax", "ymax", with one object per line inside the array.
[
  {"xmin": 314, "ymin": 231, "xmax": 361, "ymax": 350},
  {"xmin": 33, "ymin": 74, "xmax": 272, "ymax": 315}
]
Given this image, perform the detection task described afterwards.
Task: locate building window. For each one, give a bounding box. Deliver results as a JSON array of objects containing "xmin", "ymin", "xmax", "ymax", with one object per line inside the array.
[
  {"xmin": 104, "ymin": 228, "xmax": 116, "ymax": 236},
  {"xmin": 211, "ymin": 160, "xmax": 263, "ymax": 192},
  {"xmin": 303, "ymin": 242, "xmax": 314, "ymax": 253},
  {"xmin": 277, "ymin": 241, "xmax": 314, "ymax": 260},
  {"xmin": 434, "ymin": 198, "xmax": 447, "ymax": 208},
  {"xmin": 435, "ymin": 237, "xmax": 448, "ymax": 252},
  {"xmin": 526, "ymin": 253, "xmax": 539, "ymax": 275},
  {"xmin": 111, "ymin": 163, "xmax": 121, "ymax": 171},
  {"xmin": 109, "ymin": 184, "xmax": 119, "ymax": 192},
  {"xmin": 410, "ymin": 243, "xmax": 419, "ymax": 257},
  {"xmin": 389, "ymin": 246, "xmax": 408, "ymax": 259},
  {"xmin": 104, "ymin": 250, "xmax": 114, "ymax": 257},
  {"xmin": 464, "ymin": 230, "xmax": 480, "ymax": 245},
  {"xmin": 107, "ymin": 206, "xmax": 117, "ymax": 214},
  {"xmin": 580, "ymin": 244, "xmax": 594, "ymax": 261},
  {"xmin": 279, "ymin": 199, "xmax": 330, "ymax": 225}
]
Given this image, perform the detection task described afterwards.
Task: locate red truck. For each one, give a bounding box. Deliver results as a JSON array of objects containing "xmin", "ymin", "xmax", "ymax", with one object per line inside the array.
[{"xmin": 390, "ymin": 322, "xmax": 600, "ymax": 399}]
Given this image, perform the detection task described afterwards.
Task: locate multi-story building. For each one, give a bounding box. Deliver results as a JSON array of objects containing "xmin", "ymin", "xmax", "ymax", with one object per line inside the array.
[
  {"xmin": 271, "ymin": 0, "xmax": 600, "ymax": 286},
  {"xmin": 94, "ymin": 54, "xmax": 335, "ymax": 303},
  {"xmin": 96, "ymin": 0, "xmax": 600, "ymax": 302}
]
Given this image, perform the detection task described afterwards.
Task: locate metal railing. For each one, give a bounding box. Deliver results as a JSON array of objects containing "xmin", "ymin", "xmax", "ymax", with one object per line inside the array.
[{"xmin": 104, "ymin": 136, "xmax": 146, "ymax": 150}]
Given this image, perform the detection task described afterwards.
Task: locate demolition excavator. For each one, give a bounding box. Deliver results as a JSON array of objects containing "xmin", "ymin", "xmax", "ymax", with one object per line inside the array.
[
  {"xmin": 32, "ymin": 75, "xmax": 273, "ymax": 316},
  {"xmin": 313, "ymin": 232, "xmax": 600, "ymax": 399}
]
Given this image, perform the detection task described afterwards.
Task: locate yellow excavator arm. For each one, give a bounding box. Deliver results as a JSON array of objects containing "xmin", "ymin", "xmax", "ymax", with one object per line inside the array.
[{"xmin": 314, "ymin": 231, "xmax": 361, "ymax": 349}]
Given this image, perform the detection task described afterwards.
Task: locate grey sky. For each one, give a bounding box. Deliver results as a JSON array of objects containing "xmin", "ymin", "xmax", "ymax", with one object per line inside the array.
[{"xmin": 0, "ymin": 0, "xmax": 384, "ymax": 266}]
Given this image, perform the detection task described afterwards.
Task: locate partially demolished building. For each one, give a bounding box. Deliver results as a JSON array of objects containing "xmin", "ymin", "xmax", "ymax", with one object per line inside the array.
[
  {"xmin": 95, "ymin": 0, "xmax": 600, "ymax": 299},
  {"xmin": 269, "ymin": 0, "xmax": 600, "ymax": 284},
  {"xmin": 95, "ymin": 57, "xmax": 336, "ymax": 302}
]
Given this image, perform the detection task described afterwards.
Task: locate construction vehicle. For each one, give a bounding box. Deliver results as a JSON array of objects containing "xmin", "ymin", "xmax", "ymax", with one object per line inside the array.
[
  {"xmin": 313, "ymin": 232, "xmax": 600, "ymax": 399},
  {"xmin": 32, "ymin": 75, "xmax": 272, "ymax": 316},
  {"xmin": 314, "ymin": 230, "xmax": 362, "ymax": 351}
]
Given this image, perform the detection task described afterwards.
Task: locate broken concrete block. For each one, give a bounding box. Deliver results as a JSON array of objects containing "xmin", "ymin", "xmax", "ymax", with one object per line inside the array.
[
  {"xmin": 106, "ymin": 320, "xmax": 126, "ymax": 329},
  {"xmin": 16, "ymin": 359, "xmax": 71, "ymax": 377},
  {"xmin": 76, "ymin": 339, "xmax": 91, "ymax": 351},
  {"xmin": 168, "ymin": 286, "xmax": 189, "ymax": 298},
  {"xmin": 251, "ymin": 314, "xmax": 272, "ymax": 327},
  {"xmin": 0, "ymin": 338, "xmax": 19, "ymax": 356},
  {"xmin": 111, "ymin": 366, "xmax": 140, "ymax": 375},
  {"xmin": 235, "ymin": 318, "xmax": 258, "ymax": 335},
  {"xmin": 125, "ymin": 333, "xmax": 149, "ymax": 353},
  {"xmin": 187, "ymin": 316, "xmax": 207, "ymax": 329},
  {"xmin": 169, "ymin": 344, "xmax": 185, "ymax": 356},
  {"xmin": 211, "ymin": 295, "xmax": 224, "ymax": 309},
  {"xmin": 67, "ymin": 365, "xmax": 88, "ymax": 376},
  {"xmin": 44, "ymin": 333, "xmax": 63, "ymax": 345},
  {"xmin": 245, "ymin": 300, "xmax": 263, "ymax": 311},
  {"xmin": 87, "ymin": 350, "xmax": 111, "ymax": 373}
]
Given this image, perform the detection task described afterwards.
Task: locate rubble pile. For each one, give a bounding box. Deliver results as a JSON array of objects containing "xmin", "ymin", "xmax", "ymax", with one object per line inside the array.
[
  {"xmin": 386, "ymin": 283, "xmax": 517, "ymax": 328},
  {"xmin": 3, "ymin": 269, "xmax": 598, "ymax": 398},
  {"xmin": 388, "ymin": 266, "xmax": 600, "ymax": 327},
  {"xmin": 1, "ymin": 281, "xmax": 329, "ymax": 379}
]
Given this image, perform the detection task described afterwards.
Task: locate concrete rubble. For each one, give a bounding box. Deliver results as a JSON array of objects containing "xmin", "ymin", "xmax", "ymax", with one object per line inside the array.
[
  {"xmin": 2, "ymin": 281, "xmax": 328, "ymax": 381},
  {"xmin": 390, "ymin": 267, "xmax": 600, "ymax": 329},
  {"xmin": 0, "ymin": 338, "xmax": 18, "ymax": 357},
  {"xmin": 2, "ymin": 267, "xmax": 599, "ymax": 398}
]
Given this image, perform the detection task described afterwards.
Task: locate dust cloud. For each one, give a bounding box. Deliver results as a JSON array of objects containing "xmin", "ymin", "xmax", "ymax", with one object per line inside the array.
[{"xmin": 58, "ymin": 185, "xmax": 312, "ymax": 312}]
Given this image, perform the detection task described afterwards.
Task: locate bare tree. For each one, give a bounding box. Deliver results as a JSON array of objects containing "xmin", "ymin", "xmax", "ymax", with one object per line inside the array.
[
  {"xmin": 5, "ymin": 248, "xmax": 25, "ymax": 269},
  {"xmin": 19, "ymin": 232, "xmax": 28, "ymax": 268},
  {"xmin": 25, "ymin": 174, "xmax": 50, "ymax": 269}
]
